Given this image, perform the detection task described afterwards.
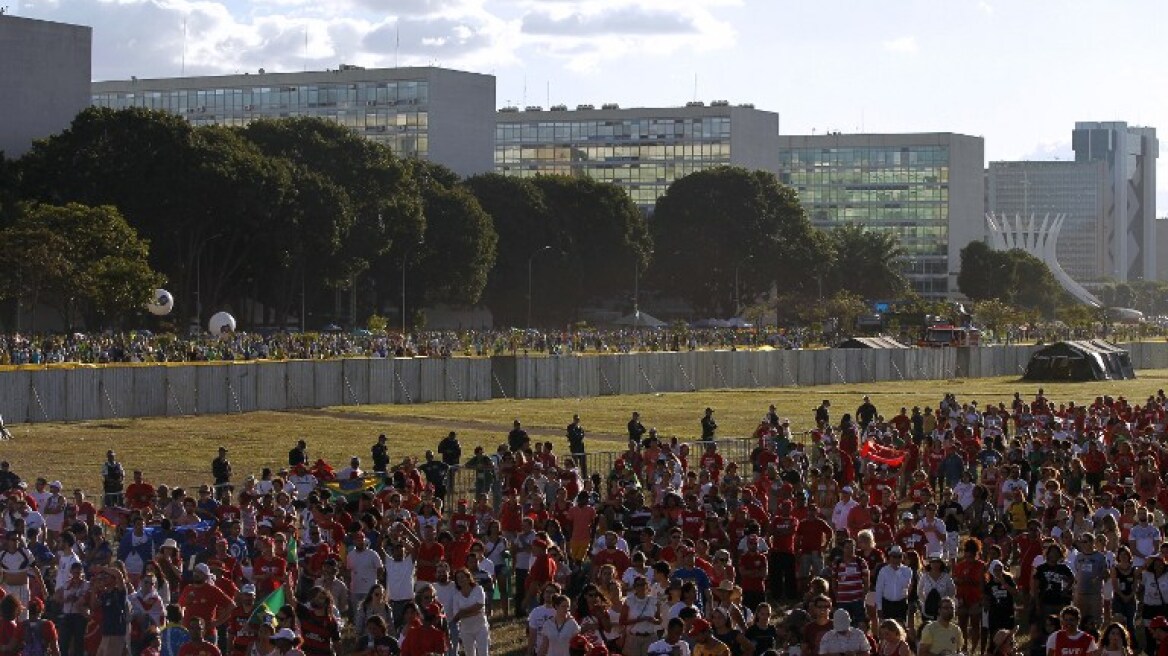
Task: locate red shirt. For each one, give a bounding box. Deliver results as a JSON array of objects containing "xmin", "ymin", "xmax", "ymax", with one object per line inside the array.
[
  {"xmin": 178, "ymin": 582, "xmax": 234, "ymax": 632},
  {"xmin": 1049, "ymin": 630, "xmax": 1095, "ymax": 656},
  {"xmin": 794, "ymin": 517, "xmax": 833, "ymax": 552},
  {"xmin": 771, "ymin": 516, "xmax": 798, "ymax": 554},
  {"xmin": 681, "ymin": 510, "xmax": 706, "ymax": 539},
  {"xmin": 401, "ymin": 623, "xmax": 449, "ymax": 656},
  {"xmin": 178, "ymin": 639, "xmax": 222, "ymax": 656},
  {"xmin": 833, "ymin": 557, "xmax": 868, "ymax": 604},
  {"xmin": 14, "ymin": 619, "xmax": 58, "ymax": 652},
  {"xmin": 250, "ymin": 556, "xmax": 287, "ymax": 597},
  {"xmin": 527, "ymin": 554, "xmax": 557, "ymax": 592},
  {"xmin": 739, "ymin": 552, "xmax": 767, "ymax": 592},
  {"xmin": 415, "ymin": 542, "xmax": 444, "ymax": 582},
  {"xmin": 895, "ymin": 527, "xmax": 928, "ymax": 558},
  {"xmin": 592, "ymin": 548, "xmax": 632, "ymax": 574}
]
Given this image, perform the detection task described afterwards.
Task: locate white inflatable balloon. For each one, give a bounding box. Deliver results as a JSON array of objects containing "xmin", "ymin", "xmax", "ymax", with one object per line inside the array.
[
  {"xmin": 208, "ymin": 311, "xmax": 236, "ymax": 336},
  {"xmin": 145, "ymin": 289, "xmax": 174, "ymax": 316}
]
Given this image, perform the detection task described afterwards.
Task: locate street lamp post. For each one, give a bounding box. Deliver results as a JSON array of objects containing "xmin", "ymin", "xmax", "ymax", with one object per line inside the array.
[
  {"xmin": 401, "ymin": 238, "xmax": 424, "ymax": 335},
  {"xmin": 527, "ymin": 245, "xmax": 553, "ymax": 330}
]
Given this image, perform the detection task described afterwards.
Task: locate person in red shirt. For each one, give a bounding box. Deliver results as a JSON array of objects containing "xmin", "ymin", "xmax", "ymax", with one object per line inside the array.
[
  {"xmin": 1046, "ymin": 606, "xmax": 1097, "ymax": 656},
  {"xmin": 793, "ymin": 505, "xmax": 833, "ymax": 590},
  {"xmin": 895, "ymin": 512, "xmax": 928, "ymax": 559},
  {"xmin": 680, "ymin": 496, "xmax": 706, "ymax": 540},
  {"xmin": 700, "ymin": 443, "xmax": 724, "ymax": 483},
  {"xmin": 591, "ymin": 533, "xmax": 631, "ymax": 581},
  {"xmin": 178, "ymin": 564, "xmax": 236, "ymax": 642},
  {"xmin": 525, "ymin": 539, "xmax": 557, "ymax": 610},
  {"xmin": 249, "ymin": 538, "xmax": 287, "ymax": 598},
  {"xmin": 770, "ymin": 500, "xmax": 799, "ymax": 600},
  {"xmin": 125, "ymin": 471, "xmax": 156, "ymax": 511},
  {"xmin": 738, "ymin": 535, "xmax": 768, "ymax": 608},
  {"xmin": 401, "ymin": 603, "xmax": 450, "ymax": 656},
  {"xmin": 178, "ymin": 617, "xmax": 221, "ymax": 656},
  {"xmin": 414, "ymin": 526, "xmax": 444, "ymax": 582}
]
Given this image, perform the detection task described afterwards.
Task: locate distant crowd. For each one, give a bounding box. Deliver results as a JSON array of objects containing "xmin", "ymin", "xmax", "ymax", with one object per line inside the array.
[{"xmin": 0, "ymin": 329, "xmax": 805, "ymax": 366}]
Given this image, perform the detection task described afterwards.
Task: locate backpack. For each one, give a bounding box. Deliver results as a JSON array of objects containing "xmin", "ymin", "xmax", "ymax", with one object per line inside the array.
[{"xmin": 20, "ymin": 619, "xmax": 45, "ymax": 656}]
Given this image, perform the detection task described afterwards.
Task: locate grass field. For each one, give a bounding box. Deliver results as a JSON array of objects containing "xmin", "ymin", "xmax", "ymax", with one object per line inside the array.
[{"xmin": 6, "ymin": 369, "xmax": 1168, "ymax": 494}]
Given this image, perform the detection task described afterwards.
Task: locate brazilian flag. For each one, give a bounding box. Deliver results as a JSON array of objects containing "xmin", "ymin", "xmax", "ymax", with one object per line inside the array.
[{"xmin": 322, "ymin": 475, "xmax": 386, "ymax": 502}]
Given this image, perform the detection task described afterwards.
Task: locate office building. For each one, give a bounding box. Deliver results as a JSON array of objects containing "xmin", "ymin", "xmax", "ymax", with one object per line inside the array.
[
  {"xmin": 776, "ymin": 133, "xmax": 985, "ymax": 298},
  {"xmin": 1072, "ymin": 121, "xmax": 1159, "ymax": 282},
  {"xmin": 494, "ymin": 102, "xmax": 780, "ymax": 208},
  {"xmin": 0, "ymin": 15, "xmax": 91, "ymax": 158},
  {"xmin": 92, "ymin": 66, "xmax": 496, "ymax": 177},
  {"xmin": 985, "ymin": 160, "xmax": 1109, "ymax": 283}
]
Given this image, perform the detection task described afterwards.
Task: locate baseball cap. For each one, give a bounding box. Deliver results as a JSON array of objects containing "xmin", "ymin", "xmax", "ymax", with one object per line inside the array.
[{"xmin": 688, "ymin": 618, "xmax": 712, "ymax": 636}]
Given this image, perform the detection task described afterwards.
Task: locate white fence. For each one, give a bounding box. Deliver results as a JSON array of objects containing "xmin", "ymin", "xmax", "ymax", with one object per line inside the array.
[{"xmin": 1, "ymin": 342, "xmax": 1164, "ymax": 423}]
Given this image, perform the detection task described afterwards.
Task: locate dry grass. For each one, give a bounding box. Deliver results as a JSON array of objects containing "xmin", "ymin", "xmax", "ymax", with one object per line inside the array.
[{"xmin": 8, "ymin": 369, "xmax": 1168, "ymax": 497}]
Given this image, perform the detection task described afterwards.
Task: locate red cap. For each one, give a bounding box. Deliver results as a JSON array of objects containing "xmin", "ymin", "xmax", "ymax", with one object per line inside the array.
[
  {"xmin": 533, "ymin": 538, "xmax": 549, "ymax": 548},
  {"xmin": 27, "ymin": 597, "xmax": 43, "ymax": 613},
  {"xmin": 689, "ymin": 618, "xmax": 712, "ymax": 636},
  {"xmin": 570, "ymin": 635, "xmax": 593, "ymax": 651},
  {"xmin": 424, "ymin": 602, "xmax": 445, "ymax": 618}
]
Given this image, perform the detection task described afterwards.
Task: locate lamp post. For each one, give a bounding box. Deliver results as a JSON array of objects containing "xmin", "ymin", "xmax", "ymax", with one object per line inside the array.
[
  {"xmin": 527, "ymin": 245, "xmax": 553, "ymax": 330},
  {"xmin": 401, "ymin": 238, "xmax": 424, "ymax": 335},
  {"xmin": 195, "ymin": 233, "xmax": 224, "ymax": 328},
  {"xmin": 633, "ymin": 249, "xmax": 653, "ymax": 330}
]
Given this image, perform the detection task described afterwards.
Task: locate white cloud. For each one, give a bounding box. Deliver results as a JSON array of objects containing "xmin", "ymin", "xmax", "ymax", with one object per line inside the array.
[
  {"xmin": 977, "ymin": 1, "xmax": 994, "ymax": 15},
  {"xmin": 882, "ymin": 36, "xmax": 918, "ymax": 54}
]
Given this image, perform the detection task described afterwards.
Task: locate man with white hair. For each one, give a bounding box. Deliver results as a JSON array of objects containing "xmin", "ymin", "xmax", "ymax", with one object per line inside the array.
[{"xmin": 832, "ymin": 487, "xmax": 858, "ymax": 533}]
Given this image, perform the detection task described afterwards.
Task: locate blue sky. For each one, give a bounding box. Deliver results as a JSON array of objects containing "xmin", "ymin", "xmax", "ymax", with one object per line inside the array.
[{"xmin": 14, "ymin": 0, "xmax": 1168, "ymax": 209}]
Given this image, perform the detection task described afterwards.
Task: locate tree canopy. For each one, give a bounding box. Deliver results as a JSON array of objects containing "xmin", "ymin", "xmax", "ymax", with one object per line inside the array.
[
  {"xmin": 956, "ymin": 241, "xmax": 1066, "ymax": 317},
  {"xmin": 0, "ymin": 203, "xmax": 164, "ymax": 328},
  {"xmin": 650, "ymin": 166, "xmax": 828, "ymax": 317}
]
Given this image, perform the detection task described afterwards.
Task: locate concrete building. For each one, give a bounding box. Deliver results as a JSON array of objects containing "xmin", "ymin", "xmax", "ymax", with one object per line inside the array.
[
  {"xmin": 1072, "ymin": 121, "xmax": 1159, "ymax": 282},
  {"xmin": 92, "ymin": 66, "xmax": 496, "ymax": 177},
  {"xmin": 985, "ymin": 160, "xmax": 1109, "ymax": 283},
  {"xmin": 777, "ymin": 133, "xmax": 985, "ymax": 298},
  {"xmin": 494, "ymin": 102, "xmax": 780, "ymax": 209},
  {"xmin": 0, "ymin": 15, "xmax": 92, "ymax": 158}
]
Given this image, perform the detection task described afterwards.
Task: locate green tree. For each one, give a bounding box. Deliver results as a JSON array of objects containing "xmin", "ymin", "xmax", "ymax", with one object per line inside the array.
[
  {"xmin": 823, "ymin": 290, "xmax": 868, "ymax": 337},
  {"xmin": 650, "ymin": 166, "xmax": 829, "ymax": 317},
  {"xmin": 0, "ymin": 203, "xmax": 164, "ymax": 328},
  {"xmin": 407, "ymin": 162, "xmax": 497, "ymax": 307},
  {"xmin": 821, "ymin": 223, "xmax": 908, "ymax": 300},
  {"xmin": 529, "ymin": 175, "xmax": 652, "ymax": 325},
  {"xmin": 463, "ymin": 174, "xmax": 554, "ymax": 326},
  {"xmin": 972, "ymin": 299, "xmax": 1021, "ymax": 338},
  {"xmin": 957, "ymin": 241, "xmax": 1014, "ymax": 301}
]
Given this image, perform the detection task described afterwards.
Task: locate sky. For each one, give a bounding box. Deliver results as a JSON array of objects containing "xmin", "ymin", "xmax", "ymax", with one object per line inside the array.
[{"xmin": 12, "ymin": 0, "xmax": 1168, "ymax": 210}]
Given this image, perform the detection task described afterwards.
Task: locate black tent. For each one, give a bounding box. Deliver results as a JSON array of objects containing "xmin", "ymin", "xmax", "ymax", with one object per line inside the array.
[
  {"xmin": 836, "ymin": 336, "xmax": 909, "ymax": 349},
  {"xmin": 1023, "ymin": 340, "xmax": 1136, "ymax": 381}
]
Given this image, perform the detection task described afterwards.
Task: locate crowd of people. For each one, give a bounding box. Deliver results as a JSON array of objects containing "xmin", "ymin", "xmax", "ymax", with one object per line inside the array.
[
  {"xmin": 2, "ymin": 389, "xmax": 1168, "ymax": 656},
  {"xmin": 0, "ymin": 329, "xmax": 799, "ymax": 366}
]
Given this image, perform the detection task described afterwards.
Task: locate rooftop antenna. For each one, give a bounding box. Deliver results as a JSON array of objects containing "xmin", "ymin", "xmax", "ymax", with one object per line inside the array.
[
  {"xmin": 522, "ymin": 75, "xmax": 527, "ymax": 107},
  {"xmin": 395, "ymin": 21, "xmax": 400, "ymax": 68},
  {"xmin": 546, "ymin": 80, "xmax": 550, "ymax": 108},
  {"xmin": 181, "ymin": 18, "xmax": 187, "ymax": 76},
  {"xmin": 303, "ymin": 26, "xmax": 308, "ymax": 71},
  {"xmin": 693, "ymin": 73, "xmax": 698, "ymax": 102}
]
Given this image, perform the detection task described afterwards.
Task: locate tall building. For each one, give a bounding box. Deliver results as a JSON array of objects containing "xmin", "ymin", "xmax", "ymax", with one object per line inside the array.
[
  {"xmin": 1072, "ymin": 121, "xmax": 1159, "ymax": 282},
  {"xmin": 0, "ymin": 15, "xmax": 91, "ymax": 158},
  {"xmin": 777, "ymin": 133, "xmax": 985, "ymax": 298},
  {"xmin": 92, "ymin": 66, "xmax": 496, "ymax": 177},
  {"xmin": 985, "ymin": 160, "xmax": 1109, "ymax": 283},
  {"xmin": 494, "ymin": 102, "xmax": 780, "ymax": 209}
]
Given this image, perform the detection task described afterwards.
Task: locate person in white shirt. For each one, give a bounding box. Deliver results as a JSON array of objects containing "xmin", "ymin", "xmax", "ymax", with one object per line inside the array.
[
  {"xmin": 832, "ymin": 487, "xmax": 859, "ymax": 533},
  {"xmin": 346, "ymin": 531, "xmax": 384, "ymax": 613},
  {"xmin": 337, "ymin": 456, "xmax": 364, "ymax": 480},
  {"xmin": 916, "ymin": 504, "xmax": 947, "ymax": 556},
  {"xmin": 528, "ymin": 583, "xmax": 561, "ymax": 656},
  {"xmin": 287, "ymin": 468, "xmax": 318, "ymax": 501},
  {"xmin": 1128, "ymin": 508, "xmax": 1161, "ymax": 567},
  {"xmin": 819, "ymin": 608, "xmax": 871, "ymax": 656},
  {"xmin": 452, "ymin": 568, "xmax": 490, "ymax": 656},
  {"xmin": 874, "ymin": 547, "xmax": 913, "ymax": 625},
  {"xmin": 384, "ymin": 528, "xmax": 417, "ymax": 626},
  {"xmin": 647, "ymin": 618, "xmax": 691, "ymax": 656},
  {"xmin": 622, "ymin": 575, "xmax": 661, "ymax": 656}
]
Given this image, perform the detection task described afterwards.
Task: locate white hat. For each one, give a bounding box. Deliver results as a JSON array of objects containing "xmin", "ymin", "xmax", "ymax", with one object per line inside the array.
[
  {"xmin": 193, "ymin": 563, "xmax": 214, "ymax": 580},
  {"xmin": 272, "ymin": 628, "xmax": 297, "ymax": 641},
  {"xmin": 240, "ymin": 584, "xmax": 256, "ymax": 595},
  {"xmin": 160, "ymin": 539, "xmax": 178, "ymax": 551},
  {"xmin": 48, "ymin": 481, "xmax": 62, "ymax": 489},
  {"xmin": 841, "ymin": 486, "xmax": 853, "ymax": 494},
  {"xmin": 833, "ymin": 608, "xmax": 851, "ymax": 631}
]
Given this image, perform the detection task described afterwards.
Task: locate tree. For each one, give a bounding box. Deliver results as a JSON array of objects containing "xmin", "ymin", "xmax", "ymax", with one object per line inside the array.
[
  {"xmin": 972, "ymin": 299, "xmax": 1021, "ymax": 339},
  {"xmin": 821, "ymin": 223, "xmax": 908, "ymax": 300},
  {"xmin": 957, "ymin": 241, "xmax": 1014, "ymax": 301},
  {"xmin": 823, "ymin": 290, "xmax": 868, "ymax": 337},
  {"xmin": 0, "ymin": 203, "xmax": 164, "ymax": 328},
  {"xmin": 650, "ymin": 166, "xmax": 829, "ymax": 317},
  {"xmin": 528, "ymin": 175, "xmax": 652, "ymax": 325},
  {"xmin": 463, "ymin": 174, "xmax": 554, "ymax": 326},
  {"xmin": 408, "ymin": 162, "xmax": 497, "ymax": 307}
]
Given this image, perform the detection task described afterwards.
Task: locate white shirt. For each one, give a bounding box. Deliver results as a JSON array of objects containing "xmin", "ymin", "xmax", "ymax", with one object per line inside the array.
[
  {"xmin": 384, "ymin": 556, "xmax": 415, "ymax": 601},
  {"xmin": 648, "ymin": 639, "xmax": 691, "ymax": 656},
  {"xmin": 591, "ymin": 536, "xmax": 629, "ymax": 556},
  {"xmin": 541, "ymin": 617, "xmax": 582, "ymax": 656},
  {"xmin": 528, "ymin": 604, "xmax": 556, "ymax": 635},
  {"xmin": 819, "ymin": 628, "xmax": 872, "ymax": 656},
  {"xmin": 916, "ymin": 517, "xmax": 947, "ymax": 553},
  {"xmin": 874, "ymin": 564, "xmax": 914, "ymax": 608},
  {"xmin": 287, "ymin": 474, "xmax": 318, "ymax": 500},
  {"xmin": 346, "ymin": 547, "xmax": 383, "ymax": 597},
  {"xmin": 1130, "ymin": 523, "xmax": 1161, "ymax": 565},
  {"xmin": 953, "ymin": 482, "xmax": 975, "ymax": 509},
  {"xmin": 832, "ymin": 499, "xmax": 858, "ymax": 531},
  {"xmin": 434, "ymin": 580, "xmax": 458, "ymax": 616},
  {"xmin": 452, "ymin": 585, "xmax": 489, "ymax": 632}
]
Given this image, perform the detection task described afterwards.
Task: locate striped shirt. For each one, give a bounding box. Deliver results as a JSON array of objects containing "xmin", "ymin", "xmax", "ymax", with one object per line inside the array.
[{"xmin": 833, "ymin": 557, "xmax": 869, "ymax": 604}]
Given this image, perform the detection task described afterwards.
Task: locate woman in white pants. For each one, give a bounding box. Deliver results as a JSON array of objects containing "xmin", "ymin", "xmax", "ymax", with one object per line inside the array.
[{"xmin": 452, "ymin": 568, "xmax": 491, "ymax": 656}]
